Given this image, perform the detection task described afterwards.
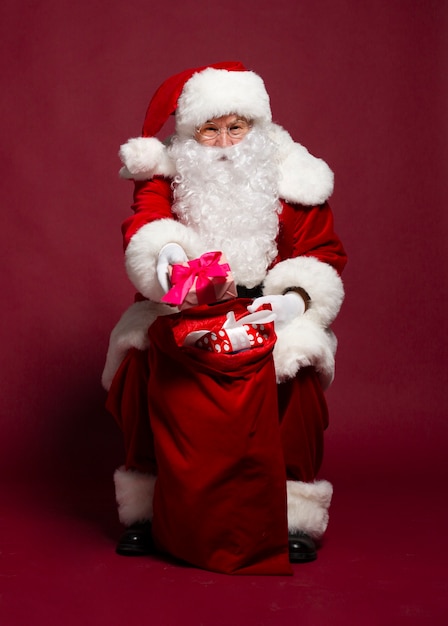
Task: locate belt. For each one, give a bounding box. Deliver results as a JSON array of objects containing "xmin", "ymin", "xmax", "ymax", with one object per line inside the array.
[{"xmin": 236, "ymin": 284, "xmax": 263, "ymax": 299}]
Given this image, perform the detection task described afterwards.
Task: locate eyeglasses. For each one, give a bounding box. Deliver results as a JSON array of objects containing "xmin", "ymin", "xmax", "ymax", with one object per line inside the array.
[{"xmin": 195, "ymin": 119, "xmax": 252, "ymax": 140}]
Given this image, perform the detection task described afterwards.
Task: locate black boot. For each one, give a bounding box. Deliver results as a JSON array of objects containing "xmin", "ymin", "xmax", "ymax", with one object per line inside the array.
[
  {"xmin": 116, "ymin": 521, "xmax": 155, "ymax": 556},
  {"xmin": 288, "ymin": 530, "xmax": 317, "ymax": 563}
]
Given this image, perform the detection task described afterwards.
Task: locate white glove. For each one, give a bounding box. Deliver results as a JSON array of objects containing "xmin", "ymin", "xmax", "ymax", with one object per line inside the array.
[
  {"xmin": 247, "ymin": 292, "xmax": 305, "ymax": 328},
  {"xmin": 156, "ymin": 243, "xmax": 188, "ymax": 293}
]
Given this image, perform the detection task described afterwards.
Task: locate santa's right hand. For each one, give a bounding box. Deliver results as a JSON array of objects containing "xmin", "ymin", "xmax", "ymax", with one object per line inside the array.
[
  {"xmin": 247, "ymin": 292, "xmax": 305, "ymax": 327},
  {"xmin": 156, "ymin": 243, "xmax": 188, "ymax": 293}
]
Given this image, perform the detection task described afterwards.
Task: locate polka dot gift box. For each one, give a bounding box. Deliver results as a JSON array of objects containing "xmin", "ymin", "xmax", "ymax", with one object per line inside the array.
[{"xmin": 184, "ymin": 310, "xmax": 277, "ymax": 354}]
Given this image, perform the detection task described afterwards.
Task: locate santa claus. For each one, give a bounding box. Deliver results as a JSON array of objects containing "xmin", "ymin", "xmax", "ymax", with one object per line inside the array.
[{"xmin": 102, "ymin": 61, "xmax": 347, "ymax": 574}]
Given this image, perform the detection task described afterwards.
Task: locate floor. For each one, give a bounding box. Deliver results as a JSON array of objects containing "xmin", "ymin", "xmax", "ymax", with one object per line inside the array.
[{"xmin": 1, "ymin": 469, "xmax": 446, "ymax": 626}]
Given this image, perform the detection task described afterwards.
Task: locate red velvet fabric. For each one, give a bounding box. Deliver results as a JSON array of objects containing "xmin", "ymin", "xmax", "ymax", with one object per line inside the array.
[
  {"xmin": 106, "ymin": 347, "xmax": 157, "ymax": 475},
  {"xmin": 278, "ymin": 368, "xmax": 329, "ymax": 482},
  {"xmin": 147, "ymin": 300, "xmax": 292, "ymax": 575}
]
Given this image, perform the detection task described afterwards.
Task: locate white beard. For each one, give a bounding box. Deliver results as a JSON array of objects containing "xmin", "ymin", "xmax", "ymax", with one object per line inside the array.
[{"xmin": 167, "ymin": 127, "xmax": 282, "ymax": 288}]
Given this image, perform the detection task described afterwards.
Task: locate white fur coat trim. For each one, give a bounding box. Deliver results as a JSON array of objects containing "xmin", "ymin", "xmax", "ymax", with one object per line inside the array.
[
  {"xmin": 101, "ymin": 300, "xmax": 175, "ymax": 390},
  {"xmin": 263, "ymin": 255, "xmax": 345, "ymax": 327},
  {"xmin": 118, "ymin": 124, "xmax": 333, "ymax": 207},
  {"xmin": 269, "ymin": 124, "xmax": 334, "ymax": 206},
  {"xmin": 274, "ymin": 318, "xmax": 337, "ymax": 388},
  {"xmin": 287, "ymin": 480, "xmax": 333, "ymax": 538},
  {"xmin": 114, "ymin": 466, "xmax": 156, "ymax": 525}
]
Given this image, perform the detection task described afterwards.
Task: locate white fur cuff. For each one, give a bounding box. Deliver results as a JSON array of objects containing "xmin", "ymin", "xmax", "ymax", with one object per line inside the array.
[
  {"xmin": 287, "ymin": 480, "xmax": 333, "ymax": 539},
  {"xmin": 114, "ymin": 466, "xmax": 156, "ymax": 526},
  {"xmin": 273, "ymin": 317, "xmax": 337, "ymax": 388},
  {"xmin": 264, "ymin": 256, "xmax": 344, "ymax": 327}
]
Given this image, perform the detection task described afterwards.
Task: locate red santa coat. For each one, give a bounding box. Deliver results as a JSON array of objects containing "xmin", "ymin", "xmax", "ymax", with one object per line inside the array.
[
  {"xmin": 118, "ymin": 173, "xmax": 346, "ymax": 384},
  {"xmin": 104, "ymin": 127, "xmax": 347, "ymax": 573},
  {"xmin": 111, "ymin": 166, "xmax": 346, "ymax": 447},
  {"xmin": 104, "ymin": 124, "xmax": 347, "ymax": 390},
  {"xmin": 123, "ymin": 177, "xmax": 345, "ymax": 270}
]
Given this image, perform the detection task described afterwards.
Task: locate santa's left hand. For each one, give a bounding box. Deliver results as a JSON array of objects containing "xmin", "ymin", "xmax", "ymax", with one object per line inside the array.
[{"xmin": 247, "ymin": 292, "xmax": 305, "ymax": 328}]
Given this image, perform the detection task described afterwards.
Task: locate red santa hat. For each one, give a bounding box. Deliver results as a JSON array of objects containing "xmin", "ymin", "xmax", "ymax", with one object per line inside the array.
[
  {"xmin": 142, "ymin": 61, "xmax": 272, "ymax": 139},
  {"xmin": 119, "ymin": 62, "xmax": 335, "ymax": 207}
]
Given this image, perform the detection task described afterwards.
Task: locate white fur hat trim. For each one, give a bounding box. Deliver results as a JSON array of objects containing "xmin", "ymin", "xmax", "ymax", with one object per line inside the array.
[{"xmin": 175, "ymin": 67, "xmax": 272, "ymax": 137}]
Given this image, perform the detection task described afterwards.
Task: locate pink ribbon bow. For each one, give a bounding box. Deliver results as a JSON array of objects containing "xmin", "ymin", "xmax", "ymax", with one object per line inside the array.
[{"xmin": 162, "ymin": 251, "xmax": 230, "ymax": 306}]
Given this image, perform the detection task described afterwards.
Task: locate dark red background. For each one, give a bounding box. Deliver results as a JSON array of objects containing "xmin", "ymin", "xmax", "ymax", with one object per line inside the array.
[{"xmin": 1, "ymin": 1, "xmax": 447, "ymax": 624}]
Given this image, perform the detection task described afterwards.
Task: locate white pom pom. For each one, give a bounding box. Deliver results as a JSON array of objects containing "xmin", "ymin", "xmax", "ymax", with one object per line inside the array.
[{"xmin": 118, "ymin": 137, "xmax": 176, "ymax": 180}]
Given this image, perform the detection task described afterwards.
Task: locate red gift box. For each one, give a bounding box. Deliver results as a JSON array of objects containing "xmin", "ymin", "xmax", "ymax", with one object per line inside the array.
[
  {"xmin": 183, "ymin": 309, "xmax": 277, "ymax": 354},
  {"xmin": 195, "ymin": 326, "xmax": 266, "ymax": 353},
  {"xmin": 162, "ymin": 251, "xmax": 237, "ymax": 310}
]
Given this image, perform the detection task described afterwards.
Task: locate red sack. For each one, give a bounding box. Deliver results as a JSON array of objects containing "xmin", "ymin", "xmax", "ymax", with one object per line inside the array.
[{"xmin": 148, "ymin": 299, "xmax": 291, "ymax": 575}]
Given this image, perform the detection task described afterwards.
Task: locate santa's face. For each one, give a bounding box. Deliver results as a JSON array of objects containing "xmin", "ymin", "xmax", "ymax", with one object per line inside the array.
[{"xmin": 194, "ymin": 114, "xmax": 252, "ymax": 147}]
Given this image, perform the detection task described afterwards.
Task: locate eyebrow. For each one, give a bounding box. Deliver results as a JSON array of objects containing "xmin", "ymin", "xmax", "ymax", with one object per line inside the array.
[{"xmin": 204, "ymin": 116, "xmax": 247, "ymax": 125}]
